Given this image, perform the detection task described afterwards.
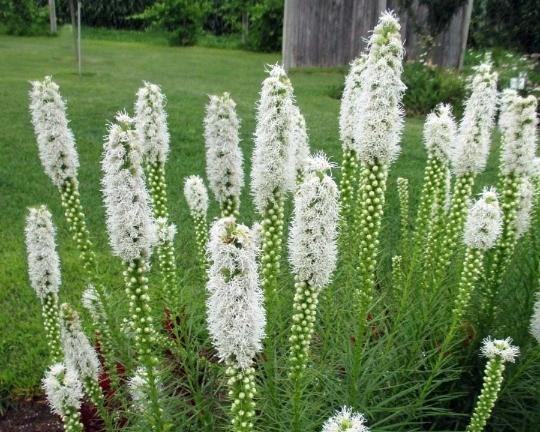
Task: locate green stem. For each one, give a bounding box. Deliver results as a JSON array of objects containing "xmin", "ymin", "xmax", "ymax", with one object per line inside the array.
[
  {"xmin": 42, "ymin": 292, "xmax": 63, "ymax": 364},
  {"xmin": 226, "ymin": 362, "xmax": 257, "ymax": 432}
]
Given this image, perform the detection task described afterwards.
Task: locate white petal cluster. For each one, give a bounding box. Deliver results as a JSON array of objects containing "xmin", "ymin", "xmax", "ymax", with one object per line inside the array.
[
  {"xmin": 60, "ymin": 303, "xmax": 100, "ymax": 382},
  {"xmin": 512, "ymin": 178, "xmax": 534, "ymax": 239},
  {"xmin": 463, "ymin": 188, "xmax": 502, "ymax": 250},
  {"xmin": 29, "ymin": 76, "xmax": 79, "ymax": 188},
  {"xmin": 289, "ymin": 153, "xmax": 339, "ymax": 289},
  {"xmin": 128, "ymin": 366, "xmax": 161, "ymax": 412},
  {"xmin": 500, "ymin": 95, "xmax": 538, "ymax": 176},
  {"xmin": 206, "ymin": 218, "xmax": 265, "ymax": 369},
  {"xmin": 498, "ymin": 89, "xmax": 518, "ymax": 135},
  {"xmin": 322, "ymin": 406, "xmax": 370, "ymax": 432},
  {"xmin": 353, "ymin": 12, "xmax": 405, "ymax": 165},
  {"xmin": 135, "ymin": 81, "xmax": 170, "ymax": 164},
  {"xmin": 251, "ymin": 221, "xmax": 263, "ymax": 252},
  {"xmin": 423, "ymin": 104, "xmax": 457, "ymax": 162},
  {"xmin": 451, "ymin": 63, "xmax": 498, "ymax": 176},
  {"xmin": 102, "ymin": 112, "xmax": 156, "ymax": 262},
  {"xmin": 25, "ymin": 205, "xmax": 61, "ymax": 300},
  {"xmin": 532, "ymin": 157, "xmax": 540, "ymax": 178},
  {"xmin": 184, "ymin": 175, "xmax": 209, "ymax": 219},
  {"xmin": 82, "ymin": 284, "xmax": 106, "ymax": 322},
  {"xmin": 291, "ymin": 105, "xmax": 311, "ymax": 174},
  {"xmin": 339, "ymin": 55, "xmax": 368, "ymax": 150},
  {"xmin": 156, "ymin": 217, "xmax": 177, "ymax": 246},
  {"xmin": 251, "ymin": 64, "xmax": 296, "ymax": 213},
  {"xmin": 42, "ymin": 363, "xmax": 84, "ymax": 417},
  {"xmin": 530, "ymin": 293, "xmax": 540, "ymax": 344},
  {"xmin": 480, "ymin": 336, "xmax": 520, "ymax": 363},
  {"xmin": 204, "ymin": 92, "xmax": 244, "ymax": 205}
]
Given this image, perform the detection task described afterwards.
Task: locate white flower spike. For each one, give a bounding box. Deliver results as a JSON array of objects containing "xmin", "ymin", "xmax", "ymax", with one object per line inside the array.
[
  {"xmin": 353, "ymin": 12, "xmax": 405, "ymax": 165},
  {"xmin": 500, "ymin": 95, "xmax": 538, "ymax": 177},
  {"xmin": 101, "ymin": 111, "xmax": 156, "ymax": 263},
  {"xmin": 42, "ymin": 363, "xmax": 84, "ymax": 417},
  {"xmin": 29, "ymin": 76, "xmax": 79, "ymax": 188},
  {"xmin": 206, "ymin": 218, "xmax": 265, "ymax": 369},
  {"xmin": 322, "ymin": 406, "xmax": 370, "ymax": 432},
  {"xmin": 204, "ymin": 92, "xmax": 244, "ymax": 216},
  {"xmin": 25, "ymin": 205, "xmax": 61, "ymax": 300},
  {"xmin": 423, "ymin": 103, "xmax": 457, "ymax": 162},
  {"xmin": 135, "ymin": 81, "xmax": 170, "ymax": 164},
  {"xmin": 60, "ymin": 303, "xmax": 101, "ymax": 382},
  {"xmin": 530, "ymin": 293, "xmax": 540, "ymax": 344},
  {"xmin": 291, "ymin": 105, "xmax": 311, "ymax": 181},
  {"xmin": 289, "ymin": 152, "xmax": 339, "ymax": 289},
  {"xmin": 464, "ymin": 188, "xmax": 503, "ymax": 250},
  {"xmin": 451, "ymin": 63, "xmax": 498, "ymax": 177},
  {"xmin": 184, "ymin": 175, "xmax": 209, "ymax": 219},
  {"xmin": 251, "ymin": 64, "xmax": 295, "ymax": 213},
  {"xmin": 513, "ymin": 178, "xmax": 534, "ymax": 239}
]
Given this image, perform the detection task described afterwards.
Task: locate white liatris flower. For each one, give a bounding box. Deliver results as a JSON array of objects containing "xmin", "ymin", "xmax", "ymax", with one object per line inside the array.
[
  {"xmin": 451, "ymin": 63, "xmax": 498, "ymax": 177},
  {"xmin": 156, "ymin": 216, "xmax": 177, "ymax": 246},
  {"xmin": 251, "ymin": 64, "xmax": 295, "ymax": 213},
  {"xmin": 500, "ymin": 95, "xmax": 538, "ymax": 177},
  {"xmin": 29, "ymin": 76, "xmax": 79, "ymax": 188},
  {"xmin": 480, "ymin": 337, "xmax": 520, "ymax": 363},
  {"xmin": 204, "ymin": 92, "xmax": 244, "ymax": 216},
  {"xmin": 206, "ymin": 218, "xmax": 265, "ymax": 369},
  {"xmin": 339, "ymin": 55, "xmax": 368, "ymax": 150},
  {"xmin": 289, "ymin": 153, "xmax": 339, "ymax": 289},
  {"xmin": 291, "ymin": 105, "xmax": 311, "ymax": 180},
  {"xmin": 512, "ymin": 178, "xmax": 534, "ymax": 239},
  {"xmin": 530, "ymin": 293, "xmax": 540, "ymax": 344},
  {"xmin": 82, "ymin": 284, "xmax": 106, "ymax": 322},
  {"xmin": 102, "ymin": 111, "xmax": 156, "ymax": 263},
  {"xmin": 60, "ymin": 303, "xmax": 100, "ymax": 382},
  {"xmin": 184, "ymin": 175, "xmax": 209, "ymax": 219},
  {"xmin": 251, "ymin": 221, "xmax": 263, "ymax": 252},
  {"xmin": 532, "ymin": 157, "xmax": 540, "ymax": 178},
  {"xmin": 135, "ymin": 81, "xmax": 170, "ymax": 164},
  {"xmin": 25, "ymin": 205, "xmax": 61, "ymax": 300},
  {"xmin": 464, "ymin": 188, "xmax": 503, "ymax": 251},
  {"xmin": 424, "ymin": 103, "xmax": 457, "ymax": 162},
  {"xmin": 498, "ymin": 89, "xmax": 518, "ymax": 136},
  {"xmin": 42, "ymin": 363, "xmax": 84, "ymax": 417},
  {"xmin": 353, "ymin": 12, "xmax": 405, "ymax": 165},
  {"xmin": 322, "ymin": 406, "xmax": 370, "ymax": 432},
  {"xmin": 128, "ymin": 366, "xmax": 161, "ymax": 412}
]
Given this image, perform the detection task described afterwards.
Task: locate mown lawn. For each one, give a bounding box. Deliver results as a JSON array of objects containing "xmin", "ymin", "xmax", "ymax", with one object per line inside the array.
[{"xmin": 0, "ymin": 27, "xmax": 501, "ymax": 409}]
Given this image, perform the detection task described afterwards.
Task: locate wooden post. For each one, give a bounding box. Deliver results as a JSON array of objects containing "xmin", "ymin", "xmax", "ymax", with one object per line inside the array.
[
  {"xmin": 242, "ymin": 11, "xmax": 249, "ymax": 45},
  {"xmin": 458, "ymin": 0, "xmax": 474, "ymax": 70},
  {"xmin": 69, "ymin": 0, "xmax": 79, "ymax": 62},
  {"xmin": 48, "ymin": 0, "xmax": 57, "ymax": 33},
  {"xmin": 78, "ymin": 1, "xmax": 82, "ymax": 76}
]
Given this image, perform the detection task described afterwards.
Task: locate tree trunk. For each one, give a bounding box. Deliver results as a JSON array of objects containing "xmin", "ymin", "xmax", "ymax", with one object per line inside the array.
[
  {"xmin": 458, "ymin": 0, "xmax": 474, "ymax": 70},
  {"xmin": 242, "ymin": 11, "xmax": 249, "ymax": 45},
  {"xmin": 48, "ymin": 0, "xmax": 57, "ymax": 33},
  {"xmin": 69, "ymin": 0, "xmax": 79, "ymax": 62}
]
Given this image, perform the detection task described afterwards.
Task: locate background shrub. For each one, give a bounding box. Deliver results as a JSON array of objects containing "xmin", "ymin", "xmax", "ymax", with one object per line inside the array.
[
  {"xmin": 135, "ymin": 0, "xmax": 207, "ymax": 46},
  {"xmin": 0, "ymin": 0, "xmax": 49, "ymax": 36}
]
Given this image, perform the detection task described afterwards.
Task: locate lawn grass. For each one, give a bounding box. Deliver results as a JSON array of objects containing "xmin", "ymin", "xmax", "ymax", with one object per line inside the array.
[{"xmin": 0, "ymin": 27, "xmax": 502, "ymax": 412}]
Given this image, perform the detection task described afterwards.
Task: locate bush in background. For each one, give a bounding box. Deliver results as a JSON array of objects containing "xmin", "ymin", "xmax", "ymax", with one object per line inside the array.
[
  {"xmin": 135, "ymin": 0, "xmax": 207, "ymax": 46},
  {"xmin": 0, "ymin": 0, "xmax": 49, "ymax": 36}
]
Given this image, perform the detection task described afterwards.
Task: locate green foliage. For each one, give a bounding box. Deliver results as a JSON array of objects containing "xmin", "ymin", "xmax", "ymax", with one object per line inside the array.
[
  {"xmin": 329, "ymin": 62, "xmax": 467, "ymax": 117},
  {"xmin": 470, "ymin": 0, "xmax": 540, "ymax": 54},
  {"xmin": 0, "ymin": 0, "xmax": 49, "ymax": 36},
  {"xmin": 135, "ymin": 0, "xmax": 207, "ymax": 46},
  {"xmin": 55, "ymin": 0, "xmax": 157, "ymax": 30},
  {"xmin": 245, "ymin": 0, "xmax": 283, "ymax": 53}
]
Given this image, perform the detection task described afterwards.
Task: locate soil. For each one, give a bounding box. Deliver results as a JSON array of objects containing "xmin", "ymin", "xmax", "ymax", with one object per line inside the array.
[{"xmin": 0, "ymin": 397, "xmax": 62, "ymax": 432}]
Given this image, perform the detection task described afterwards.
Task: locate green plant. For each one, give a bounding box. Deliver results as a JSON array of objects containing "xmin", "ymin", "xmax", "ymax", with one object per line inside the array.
[
  {"xmin": 136, "ymin": 0, "xmax": 207, "ymax": 46},
  {"xmin": 0, "ymin": 0, "xmax": 48, "ymax": 36}
]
